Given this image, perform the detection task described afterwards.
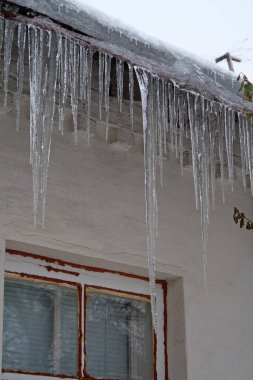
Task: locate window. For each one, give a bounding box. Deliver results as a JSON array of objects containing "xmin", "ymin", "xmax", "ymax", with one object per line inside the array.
[
  {"xmin": 85, "ymin": 288, "xmax": 153, "ymax": 380},
  {"xmin": 3, "ymin": 277, "xmax": 79, "ymax": 377},
  {"xmin": 2, "ymin": 250, "xmax": 168, "ymax": 380}
]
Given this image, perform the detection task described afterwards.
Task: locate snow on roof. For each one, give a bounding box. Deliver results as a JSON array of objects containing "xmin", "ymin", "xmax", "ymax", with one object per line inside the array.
[{"xmin": 4, "ymin": 0, "xmax": 253, "ymax": 113}]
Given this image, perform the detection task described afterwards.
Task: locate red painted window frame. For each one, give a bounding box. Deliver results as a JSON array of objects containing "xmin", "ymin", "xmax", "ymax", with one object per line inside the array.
[
  {"xmin": 3, "ymin": 249, "xmax": 168, "ymax": 380},
  {"xmin": 3, "ymin": 271, "xmax": 82, "ymax": 379},
  {"xmin": 83, "ymin": 285, "xmax": 154, "ymax": 380}
]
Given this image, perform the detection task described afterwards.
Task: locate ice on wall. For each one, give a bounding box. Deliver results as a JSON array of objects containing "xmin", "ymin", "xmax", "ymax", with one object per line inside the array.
[{"xmin": 0, "ymin": 16, "xmax": 253, "ymax": 328}]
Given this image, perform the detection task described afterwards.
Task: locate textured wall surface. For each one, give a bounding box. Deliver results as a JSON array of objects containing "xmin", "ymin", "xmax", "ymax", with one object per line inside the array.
[{"xmin": 0, "ymin": 100, "xmax": 252, "ymax": 380}]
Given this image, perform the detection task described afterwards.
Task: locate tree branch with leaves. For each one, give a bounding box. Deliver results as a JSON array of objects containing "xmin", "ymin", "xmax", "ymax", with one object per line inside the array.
[
  {"xmin": 233, "ymin": 207, "xmax": 253, "ymax": 230},
  {"xmin": 237, "ymin": 73, "xmax": 253, "ymax": 101}
]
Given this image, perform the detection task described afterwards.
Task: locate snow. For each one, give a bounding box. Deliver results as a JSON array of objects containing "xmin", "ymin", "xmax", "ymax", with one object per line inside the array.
[{"xmin": 67, "ymin": 0, "xmax": 253, "ymax": 81}]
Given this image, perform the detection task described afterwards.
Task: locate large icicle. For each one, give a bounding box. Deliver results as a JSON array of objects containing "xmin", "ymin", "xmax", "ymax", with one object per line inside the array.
[
  {"xmin": 98, "ymin": 52, "xmax": 104, "ymax": 120},
  {"xmin": 224, "ymin": 106, "xmax": 235, "ymax": 190},
  {"xmin": 104, "ymin": 53, "xmax": 112, "ymax": 140},
  {"xmin": 135, "ymin": 67, "xmax": 158, "ymax": 332},
  {"xmin": 218, "ymin": 104, "xmax": 225, "ymax": 203},
  {"xmin": 116, "ymin": 57, "xmax": 124, "ymax": 112},
  {"xmin": 3, "ymin": 19, "xmax": 17, "ymax": 108},
  {"xmin": 187, "ymin": 93, "xmax": 200, "ymax": 210},
  {"xmin": 85, "ymin": 48, "xmax": 94, "ymax": 145},
  {"xmin": 187, "ymin": 93, "xmax": 211, "ymax": 289},
  {"xmin": 245, "ymin": 117, "xmax": 253, "ymax": 195},
  {"xmin": 209, "ymin": 102, "xmax": 218, "ymax": 210},
  {"xmin": 58, "ymin": 37, "xmax": 69, "ymax": 135},
  {"xmin": 0, "ymin": 17, "xmax": 4, "ymax": 64},
  {"xmin": 238, "ymin": 113, "xmax": 247, "ymax": 189},
  {"xmin": 155, "ymin": 77, "xmax": 163, "ymax": 187},
  {"xmin": 28, "ymin": 26, "xmax": 58, "ymax": 227},
  {"xmin": 69, "ymin": 41, "xmax": 79, "ymax": 145},
  {"xmin": 128, "ymin": 63, "xmax": 134, "ymax": 130},
  {"xmin": 178, "ymin": 91, "xmax": 186, "ymax": 174},
  {"xmin": 162, "ymin": 80, "xmax": 168, "ymax": 155},
  {"xmin": 79, "ymin": 45, "xmax": 87, "ymax": 101},
  {"xmin": 16, "ymin": 23, "xmax": 26, "ymax": 131}
]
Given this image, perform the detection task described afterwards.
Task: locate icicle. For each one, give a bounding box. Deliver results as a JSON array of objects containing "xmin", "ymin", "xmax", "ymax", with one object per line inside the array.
[
  {"xmin": 218, "ymin": 104, "xmax": 225, "ymax": 203},
  {"xmin": 79, "ymin": 45, "xmax": 87, "ymax": 101},
  {"xmin": 245, "ymin": 117, "xmax": 253, "ymax": 195},
  {"xmin": 56, "ymin": 36, "xmax": 63, "ymax": 128},
  {"xmin": 162, "ymin": 81, "xmax": 168, "ymax": 154},
  {"xmin": 116, "ymin": 58, "xmax": 124, "ymax": 112},
  {"xmin": 187, "ymin": 92, "xmax": 199, "ymax": 210},
  {"xmin": 224, "ymin": 106, "xmax": 235, "ymax": 190},
  {"xmin": 209, "ymin": 103, "xmax": 218, "ymax": 210},
  {"xmin": 85, "ymin": 48, "xmax": 94, "ymax": 146},
  {"xmin": 104, "ymin": 53, "xmax": 111, "ymax": 140},
  {"xmin": 78, "ymin": 45, "xmax": 93, "ymax": 144},
  {"xmin": 69, "ymin": 41, "xmax": 79, "ymax": 145},
  {"xmin": 250, "ymin": 119, "xmax": 253, "ymax": 195},
  {"xmin": 187, "ymin": 93, "xmax": 210, "ymax": 289},
  {"xmin": 198, "ymin": 96, "xmax": 209, "ymax": 291},
  {"xmin": 238, "ymin": 113, "xmax": 247, "ymax": 189},
  {"xmin": 178, "ymin": 91, "xmax": 186, "ymax": 175},
  {"xmin": 0, "ymin": 17, "xmax": 4, "ymax": 55},
  {"xmin": 168, "ymin": 83, "xmax": 175, "ymax": 151},
  {"xmin": 98, "ymin": 52, "xmax": 104, "ymax": 120},
  {"xmin": 57, "ymin": 37, "xmax": 69, "ymax": 135},
  {"xmin": 174, "ymin": 87, "xmax": 179, "ymax": 159},
  {"xmin": 16, "ymin": 23, "xmax": 26, "ymax": 131},
  {"xmin": 135, "ymin": 67, "xmax": 158, "ymax": 333},
  {"xmin": 3, "ymin": 19, "xmax": 17, "ymax": 108},
  {"xmin": 28, "ymin": 26, "xmax": 58, "ymax": 227},
  {"xmin": 128, "ymin": 63, "xmax": 134, "ymax": 130},
  {"xmin": 155, "ymin": 77, "xmax": 163, "ymax": 187}
]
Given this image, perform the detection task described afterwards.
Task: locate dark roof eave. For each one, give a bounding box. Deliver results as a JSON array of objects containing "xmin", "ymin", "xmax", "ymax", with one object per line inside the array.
[{"xmin": 2, "ymin": 0, "xmax": 253, "ymax": 114}]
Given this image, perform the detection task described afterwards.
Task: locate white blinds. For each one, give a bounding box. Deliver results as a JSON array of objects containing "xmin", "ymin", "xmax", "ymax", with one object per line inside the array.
[
  {"xmin": 3, "ymin": 278, "xmax": 154, "ymax": 379},
  {"xmin": 86, "ymin": 291, "xmax": 153, "ymax": 380},
  {"xmin": 3, "ymin": 277, "xmax": 78, "ymax": 376}
]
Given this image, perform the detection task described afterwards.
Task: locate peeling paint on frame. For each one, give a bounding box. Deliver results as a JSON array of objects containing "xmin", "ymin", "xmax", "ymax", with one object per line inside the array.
[{"xmin": 3, "ymin": 250, "xmax": 168, "ymax": 379}]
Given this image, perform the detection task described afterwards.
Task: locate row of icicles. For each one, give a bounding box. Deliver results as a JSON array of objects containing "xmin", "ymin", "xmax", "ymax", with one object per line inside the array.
[{"xmin": 0, "ymin": 17, "xmax": 252, "ymax": 332}]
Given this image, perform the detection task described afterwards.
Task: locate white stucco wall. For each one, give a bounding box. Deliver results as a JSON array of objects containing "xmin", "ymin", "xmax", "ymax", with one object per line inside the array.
[{"xmin": 0, "ymin": 102, "xmax": 252, "ymax": 380}]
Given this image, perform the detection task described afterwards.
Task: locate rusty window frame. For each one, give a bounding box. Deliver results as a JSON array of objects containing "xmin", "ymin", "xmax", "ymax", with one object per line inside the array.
[
  {"xmin": 2, "ymin": 250, "xmax": 168, "ymax": 380},
  {"xmin": 83, "ymin": 285, "xmax": 155, "ymax": 380},
  {"xmin": 2, "ymin": 272, "xmax": 82, "ymax": 379}
]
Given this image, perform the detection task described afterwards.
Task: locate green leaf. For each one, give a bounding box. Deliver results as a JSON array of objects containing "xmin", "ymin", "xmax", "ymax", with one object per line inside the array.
[{"xmin": 239, "ymin": 81, "xmax": 244, "ymax": 92}]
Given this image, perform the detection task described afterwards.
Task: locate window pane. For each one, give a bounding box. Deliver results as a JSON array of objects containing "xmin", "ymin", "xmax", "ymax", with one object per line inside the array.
[
  {"xmin": 86, "ymin": 290, "xmax": 153, "ymax": 380},
  {"xmin": 3, "ymin": 277, "xmax": 78, "ymax": 376}
]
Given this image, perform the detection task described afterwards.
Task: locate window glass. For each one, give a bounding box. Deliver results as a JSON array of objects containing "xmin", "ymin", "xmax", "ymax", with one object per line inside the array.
[
  {"xmin": 3, "ymin": 277, "xmax": 78, "ymax": 376},
  {"xmin": 86, "ymin": 290, "xmax": 153, "ymax": 380}
]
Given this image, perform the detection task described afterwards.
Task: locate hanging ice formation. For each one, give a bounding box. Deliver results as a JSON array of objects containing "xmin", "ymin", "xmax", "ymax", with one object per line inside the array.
[
  {"xmin": 0, "ymin": 16, "xmax": 253, "ymax": 329},
  {"xmin": 116, "ymin": 58, "xmax": 124, "ymax": 112}
]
